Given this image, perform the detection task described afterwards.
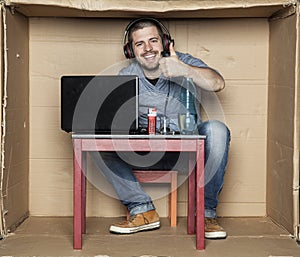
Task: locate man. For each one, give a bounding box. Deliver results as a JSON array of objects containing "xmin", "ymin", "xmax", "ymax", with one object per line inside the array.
[{"xmin": 91, "ymin": 18, "xmax": 230, "ymax": 239}]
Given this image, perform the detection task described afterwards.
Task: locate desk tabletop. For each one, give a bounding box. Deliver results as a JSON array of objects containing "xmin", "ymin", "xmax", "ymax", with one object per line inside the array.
[{"xmin": 71, "ymin": 133, "xmax": 206, "ymax": 140}]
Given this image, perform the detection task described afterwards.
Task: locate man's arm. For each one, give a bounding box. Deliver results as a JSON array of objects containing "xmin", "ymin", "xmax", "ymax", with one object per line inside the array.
[{"xmin": 159, "ymin": 43, "xmax": 225, "ymax": 92}]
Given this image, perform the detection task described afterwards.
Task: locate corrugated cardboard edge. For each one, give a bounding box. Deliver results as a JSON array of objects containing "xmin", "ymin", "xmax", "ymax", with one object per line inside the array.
[
  {"xmin": 293, "ymin": 2, "xmax": 300, "ymax": 241},
  {"xmin": 4, "ymin": 0, "xmax": 297, "ymax": 11},
  {"xmin": 4, "ymin": 0, "xmax": 298, "ymax": 18},
  {"xmin": 0, "ymin": 3, "xmax": 8, "ymax": 238}
]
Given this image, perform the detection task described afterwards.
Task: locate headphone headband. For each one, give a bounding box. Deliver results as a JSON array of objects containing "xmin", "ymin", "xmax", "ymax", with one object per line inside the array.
[{"xmin": 123, "ymin": 18, "xmax": 174, "ymax": 59}]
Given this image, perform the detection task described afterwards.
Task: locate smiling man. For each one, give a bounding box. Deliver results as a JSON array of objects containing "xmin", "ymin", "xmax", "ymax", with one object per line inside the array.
[{"xmin": 92, "ymin": 18, "xmax": 230, "ymax": 239}]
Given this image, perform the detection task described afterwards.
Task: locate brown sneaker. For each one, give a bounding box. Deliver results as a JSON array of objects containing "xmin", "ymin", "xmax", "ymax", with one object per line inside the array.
[
  {"xmin": 205, "ymin": 217, "xmax": 227, "ymax": 239},
  {"xmin": 109, "ymin": 210, "xmax": 160, "ymax": 234}
]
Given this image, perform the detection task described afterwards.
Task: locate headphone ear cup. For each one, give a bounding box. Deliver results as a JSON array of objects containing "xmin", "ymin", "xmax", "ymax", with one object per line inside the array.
[
  {"xmin": 162, "ymin": 33, "xmax": 174, "ymax": 54},
  {"xmin": 162, "ymin": 33, "xmax": 170, "ymax": 53},
  {"xmin": 124, "ymin": 43, "xmax": 135, "ymax": 59}
]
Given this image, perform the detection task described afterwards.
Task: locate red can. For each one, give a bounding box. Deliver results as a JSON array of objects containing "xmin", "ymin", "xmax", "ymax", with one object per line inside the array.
[
  {"xmin": 148, "ymin": 114, "xmax": 156, "ymax": 135},
  {"xmin": 148, "ymin": 108, "xmax": 157, "ymax": 135}
]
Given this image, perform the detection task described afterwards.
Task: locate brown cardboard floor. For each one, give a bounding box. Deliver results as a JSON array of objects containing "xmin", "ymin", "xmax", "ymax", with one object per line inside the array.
[{"xmin": 0, "ymin": 216, "xmax": 299, "ymax": 256}]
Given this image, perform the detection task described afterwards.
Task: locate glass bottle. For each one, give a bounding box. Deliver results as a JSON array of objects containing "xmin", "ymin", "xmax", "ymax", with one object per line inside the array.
[{"xmin": 178, "ymin": 78, "xmax": 198, "ymax": 135}]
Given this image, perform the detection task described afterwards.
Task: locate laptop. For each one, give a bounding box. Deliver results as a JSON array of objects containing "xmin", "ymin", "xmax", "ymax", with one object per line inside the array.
[{"xmin": 61, "ymin": 75, "xmax": 139, "ymax": 134}]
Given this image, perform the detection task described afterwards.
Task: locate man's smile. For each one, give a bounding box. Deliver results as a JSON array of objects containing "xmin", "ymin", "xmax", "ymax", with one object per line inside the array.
[{"xmin": 143, "ymin": 52, "xmax": 157, "ymax": 61}]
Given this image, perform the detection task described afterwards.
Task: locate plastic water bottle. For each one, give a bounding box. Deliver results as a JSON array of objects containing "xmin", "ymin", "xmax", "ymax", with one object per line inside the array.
[{"xmin": 178, "ymin": 78, "xmax": 197, "ymax": 134}]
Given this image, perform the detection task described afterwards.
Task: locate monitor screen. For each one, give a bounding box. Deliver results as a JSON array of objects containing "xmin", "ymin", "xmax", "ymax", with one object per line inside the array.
[{"xmin": 61, "ymin": 75, "xmax": 139, "ymax": 134}]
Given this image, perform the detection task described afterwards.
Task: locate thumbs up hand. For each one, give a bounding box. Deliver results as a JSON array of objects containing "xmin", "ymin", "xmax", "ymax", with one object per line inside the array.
[{"xmin": 159, "ymin": 42, "xmax": 189, "ymax": 78}]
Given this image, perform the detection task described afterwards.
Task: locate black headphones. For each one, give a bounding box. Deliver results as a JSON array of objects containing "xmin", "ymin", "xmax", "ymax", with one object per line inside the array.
[{"xmin": 123, "ymin": 18, "xmax": 175, "ymax": 59}]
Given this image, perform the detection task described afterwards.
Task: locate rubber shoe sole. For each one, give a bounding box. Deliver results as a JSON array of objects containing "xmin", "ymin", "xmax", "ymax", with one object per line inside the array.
[
  {"xmin": 110, "ymin": 221, "xmax": 160, "ymax": 234},
  {"xmin": 205, "ymin": 230, "xmax": 227, "ymax": 239}
]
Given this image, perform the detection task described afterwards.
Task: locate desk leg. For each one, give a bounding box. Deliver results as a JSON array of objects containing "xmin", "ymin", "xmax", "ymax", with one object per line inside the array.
[
  {"xmin": 188, "ymin": 153, "xmax": 195, "ymax": 235},
  {"xmin": 73, "ymin": 139, "xmax": 83, "ymax": 250},
  {"xmin": 82, "ymin": 151, "xmax": 87, "ymax": 234},
  {"xmin": 196, "ymin": 140, "xmax": 205, "ymax": 250}
]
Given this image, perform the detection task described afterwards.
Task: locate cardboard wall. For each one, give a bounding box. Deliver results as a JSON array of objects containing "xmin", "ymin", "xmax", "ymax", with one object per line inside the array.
[
  {"xmin": 29, "ymin": 17, "xmax": 269, "ymax": 217},
  {"xmin": 267, "ymin": 12, "xmax": 297, "ymax": 234},
  {"xmin": 0, "ymin": 1, "xmax": 298, "ymax": 239},
  {"xmin": 3, "ymin": 9, "xmax": 29, "ymax": 229}
]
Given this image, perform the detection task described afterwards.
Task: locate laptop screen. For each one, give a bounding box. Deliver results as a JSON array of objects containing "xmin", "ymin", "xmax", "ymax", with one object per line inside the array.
[{"xmin": 61, "ymin": 75, "xmax": 139, "ymax": 134}]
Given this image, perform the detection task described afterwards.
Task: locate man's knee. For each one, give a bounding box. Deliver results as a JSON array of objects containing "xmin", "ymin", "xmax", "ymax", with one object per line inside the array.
[{"xmin": 198, "ymin": 120, "xmax": 230, "ymax": 140}]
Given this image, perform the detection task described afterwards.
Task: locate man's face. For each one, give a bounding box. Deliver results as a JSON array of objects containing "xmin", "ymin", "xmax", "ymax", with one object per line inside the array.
[{"xmin": 131, "ymin": 26, "xmax": 164, "ymax": 73}]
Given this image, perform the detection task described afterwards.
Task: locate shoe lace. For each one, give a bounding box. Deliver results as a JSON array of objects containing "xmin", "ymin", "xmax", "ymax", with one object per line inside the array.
[
  {"xmin": 116, "ymin": 215, "xmax": 137, "ymax": 225},
  {"xmin": 205, "ymin": 217, "xmax": 218, "ymax": 225},
  {"xmin": 128, "ymin": 213, "xmax": 150, "ymax": 224},
  {"xmin": 128, "ymin": 214, "xmax": 137, "ymax": 223}
]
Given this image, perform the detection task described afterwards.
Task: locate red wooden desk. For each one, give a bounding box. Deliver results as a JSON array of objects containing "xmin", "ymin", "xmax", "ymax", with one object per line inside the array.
[{"xmin": 72, "ymin": 134, "xmax": 205, "ymax": 250}]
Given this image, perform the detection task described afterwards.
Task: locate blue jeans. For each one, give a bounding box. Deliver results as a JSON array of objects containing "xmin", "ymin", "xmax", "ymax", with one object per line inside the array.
[{"xmin": 90, "ymin": 120, "xmax": 230, "ymax": 218}]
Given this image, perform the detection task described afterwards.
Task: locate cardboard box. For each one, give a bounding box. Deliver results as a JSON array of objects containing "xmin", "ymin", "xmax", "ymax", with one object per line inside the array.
[{"xmin": 0, "ymin": 0, "xmax": 299, "ymax": 241}]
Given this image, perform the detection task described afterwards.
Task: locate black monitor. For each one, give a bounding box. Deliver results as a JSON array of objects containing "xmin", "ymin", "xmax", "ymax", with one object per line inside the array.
[{"xmin": 61, "ymin": 75, "xmax": 139, "ymax": 134}]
